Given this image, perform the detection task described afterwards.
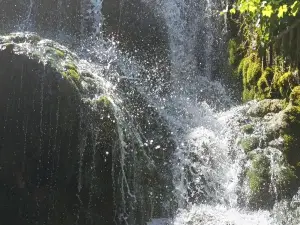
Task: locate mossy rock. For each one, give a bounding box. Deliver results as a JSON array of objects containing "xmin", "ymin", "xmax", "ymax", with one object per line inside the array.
[
  {"xmin": 277, "ymin": 71, "xmax": 297, "ymax": 98},
  {"xmin": 62, "ymin": 68, "xmax": 80, "ymax": 86},
  {"xmin": 290, "ymin": 86, "xmax": 300, "ymax": 106},
  {"xmin": 281, "ymin": 106, "xmax": 300, "ymax": 168},
  {"xmin": 97, "ymin": 95, "xmax": 112, "ymax": 107},
  {"xmin": 242, "ymin": 124, "xmax": 254, "ymax": 134},
  {"xmin": 0, "ymin": 33, "xmax": 82, "ymax": 91},
  {"xmin": 55, "ymin": 49, "xmax": 65, "ymax": 58},
  {"xmin": 247, "ymin": 99, "xmax": 285, "ymax": 117},
  {"xmin": 240, "ymin": 136, "xmax": 259, "ymax": 153},
  {"xmin": 247, "ymin": 153, "xmax": 272, "ymax": 209},
  {"xmin": 276, "ymin": 164, "xmax": 298, "ymax": 198}
]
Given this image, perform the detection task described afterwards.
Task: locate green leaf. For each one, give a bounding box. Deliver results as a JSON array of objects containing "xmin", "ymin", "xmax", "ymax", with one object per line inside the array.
[
  {"xmin": 262, "ymin": 5, "xmax": 273, "ymax": 17},
  {"xmin": 230, "ymin": 8, "xmax": 236, "ymax": 14},
  {"xmin": 278, "ymin": 4, "xmax": 288, "ymax": 18},
  {"xmin": 291, "ymin": 1, "xmax": 300, "ymax": 16},
  {"xmin": 248, "ymin": 2, "xmax": 258, "ymax": 13},
  {"xmin": 264, "ymin": 32, "xmax": 270, "ymax": 41},
  {"xmin": 239, "ymin": 3, "xmax": 248, "ymax": 13}
]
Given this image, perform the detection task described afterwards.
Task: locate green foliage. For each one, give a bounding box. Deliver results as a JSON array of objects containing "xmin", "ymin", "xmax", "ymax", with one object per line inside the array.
[
  {"xmin": 291, "ymin": 1, "xmax": 300, "ymax": 16},
  {"xmin": 262, "ymin": 5, "xmax": 273, "ymax": 18},
  {"xmin": 225, "ymin": 0, "xmax": 300, "ymax": 49},
  {"xmin": 278, "ymin": 4, "xmax": 288, "ymax": 18}
]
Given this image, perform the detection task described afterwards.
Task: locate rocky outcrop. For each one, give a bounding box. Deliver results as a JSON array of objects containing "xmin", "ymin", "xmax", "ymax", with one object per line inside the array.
[
  {"xmin": 0, "ymin": 32, "xmax": 175, "ymax": 225},
  {"xmin": 233, "ymin": 99, "xmax": 300, "ymax": 210}
]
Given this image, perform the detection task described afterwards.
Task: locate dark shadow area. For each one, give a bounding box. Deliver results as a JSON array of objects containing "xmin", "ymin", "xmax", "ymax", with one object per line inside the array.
[{"xmin": 0, "ymin": 48, "xmax": 113, "ymax": 225}]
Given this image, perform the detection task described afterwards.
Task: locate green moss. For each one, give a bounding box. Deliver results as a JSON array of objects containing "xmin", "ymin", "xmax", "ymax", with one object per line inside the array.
[
  {"xmin": 246, "ymin": 61, "xmax": 261, "ymax": 85},
  {"xmin": 243, "ymin": 88, "xmax": 256, "ymax": 102},
  {"xmin": 257, "ymin": 68, "xmax": 274, "ymax": 99},
  {"xmin": 97, "ymin": 96, "xmax": 111, "ymax": 107},
  {"xmin": 277, "ymin": 72, "xmax": 293, "ymax": 97},
  {"xmin": 257, "ymin": 77, "xmax": 270, "ymax": 100},
  {"xmin": 238, "ymin": 55, "xmax": 252, "ymax": 81},
  {"xmin": 238, "ymin": 57, "xmax": 246, "ymax": 75},
  {"xmin": 247, "ymin": 154, "xmax": 270, "ymax": 193},
  {"xmin": 240, "ymin": 137, "xmax": 259, "ymax": 153},
  {"xmin": 55, "ymin": 49, "xmax": 65, "ymax": 58},
  {"xmin": 65, "ymin": 63, "xmax": 77, "ymax": 71},
  {"xmin": 62, "ymin": 68, "xmax": 80, "ymax": 86},
  {"xmin": 68, "ymin": 69, "xmax": 80, "ymax": 82},
  {"xmin": 282, "ymin": 106, "xmax": 300, "ymax": 171},
  {"xmin": 238, "ymin": 53, "xmax": 263, "ymax": 101},
  {"xmin": 228, "ymin": 39, "xmax": 238, "ymax": 66},
  {"xmin": 239, "ymin": 57, "xmax": 251, "ymax": 83},
  {"xmin": 277, "ymin": 165, "xmax": 297, "ymax": 194},
  {"xmin": 242, "ymin": 124, "xmax": 254, "ymax": 134},
  {"xmin": 290, "ymin": 86, "xmax": 300, "ymax": 106}
]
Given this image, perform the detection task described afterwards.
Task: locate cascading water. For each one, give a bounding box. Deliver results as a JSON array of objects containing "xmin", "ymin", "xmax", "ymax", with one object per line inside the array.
[
  {"xmin": 147, "ymin": 0, "xmax": 300, "ymax": 225},
  {"xmin": 1, "ymin": 0, "xmax": 300, "ymax": 225}
]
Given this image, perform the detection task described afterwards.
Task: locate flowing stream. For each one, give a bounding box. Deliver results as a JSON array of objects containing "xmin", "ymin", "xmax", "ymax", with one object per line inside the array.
[{"xmin": 1, "ymin": 0, "xmax": 300, "ymax": 225}]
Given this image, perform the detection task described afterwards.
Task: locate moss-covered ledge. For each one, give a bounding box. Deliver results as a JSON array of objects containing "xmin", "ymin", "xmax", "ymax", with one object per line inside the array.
[{"xmin": 0, "ymin": 32, "xmax": 82, "ymax": 90}]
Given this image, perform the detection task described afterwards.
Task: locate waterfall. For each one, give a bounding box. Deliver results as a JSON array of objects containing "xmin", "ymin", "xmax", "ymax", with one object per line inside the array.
[
  {"xmin": 1, "ymin": 0, "xmax": 300, "ymax": 225},
  {"xmin": 155, "ymin": 0, "xmax": 200, "ymax": 80}
]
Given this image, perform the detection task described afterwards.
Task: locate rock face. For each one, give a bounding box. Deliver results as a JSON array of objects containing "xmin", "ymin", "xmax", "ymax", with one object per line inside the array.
[
  {"xmin": 0, "ymin": 32, "xmax": 175, "ymax": 225},
  {"xmin": 233, "ymin": 99, "xmax": 300, "ymax": 210}
]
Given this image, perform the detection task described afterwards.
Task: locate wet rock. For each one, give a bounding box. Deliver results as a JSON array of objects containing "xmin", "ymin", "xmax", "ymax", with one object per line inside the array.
[
  {"xmin": 247, "ymin": 99, "xmax": 285, "ymax": 117},
  {"xmin": 232, "ymin": 99, "xmax": 300, "ymax": 209},
  {"xmin": 0, "ymin": 32, "xmax": 175, "ymax": 225}
]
